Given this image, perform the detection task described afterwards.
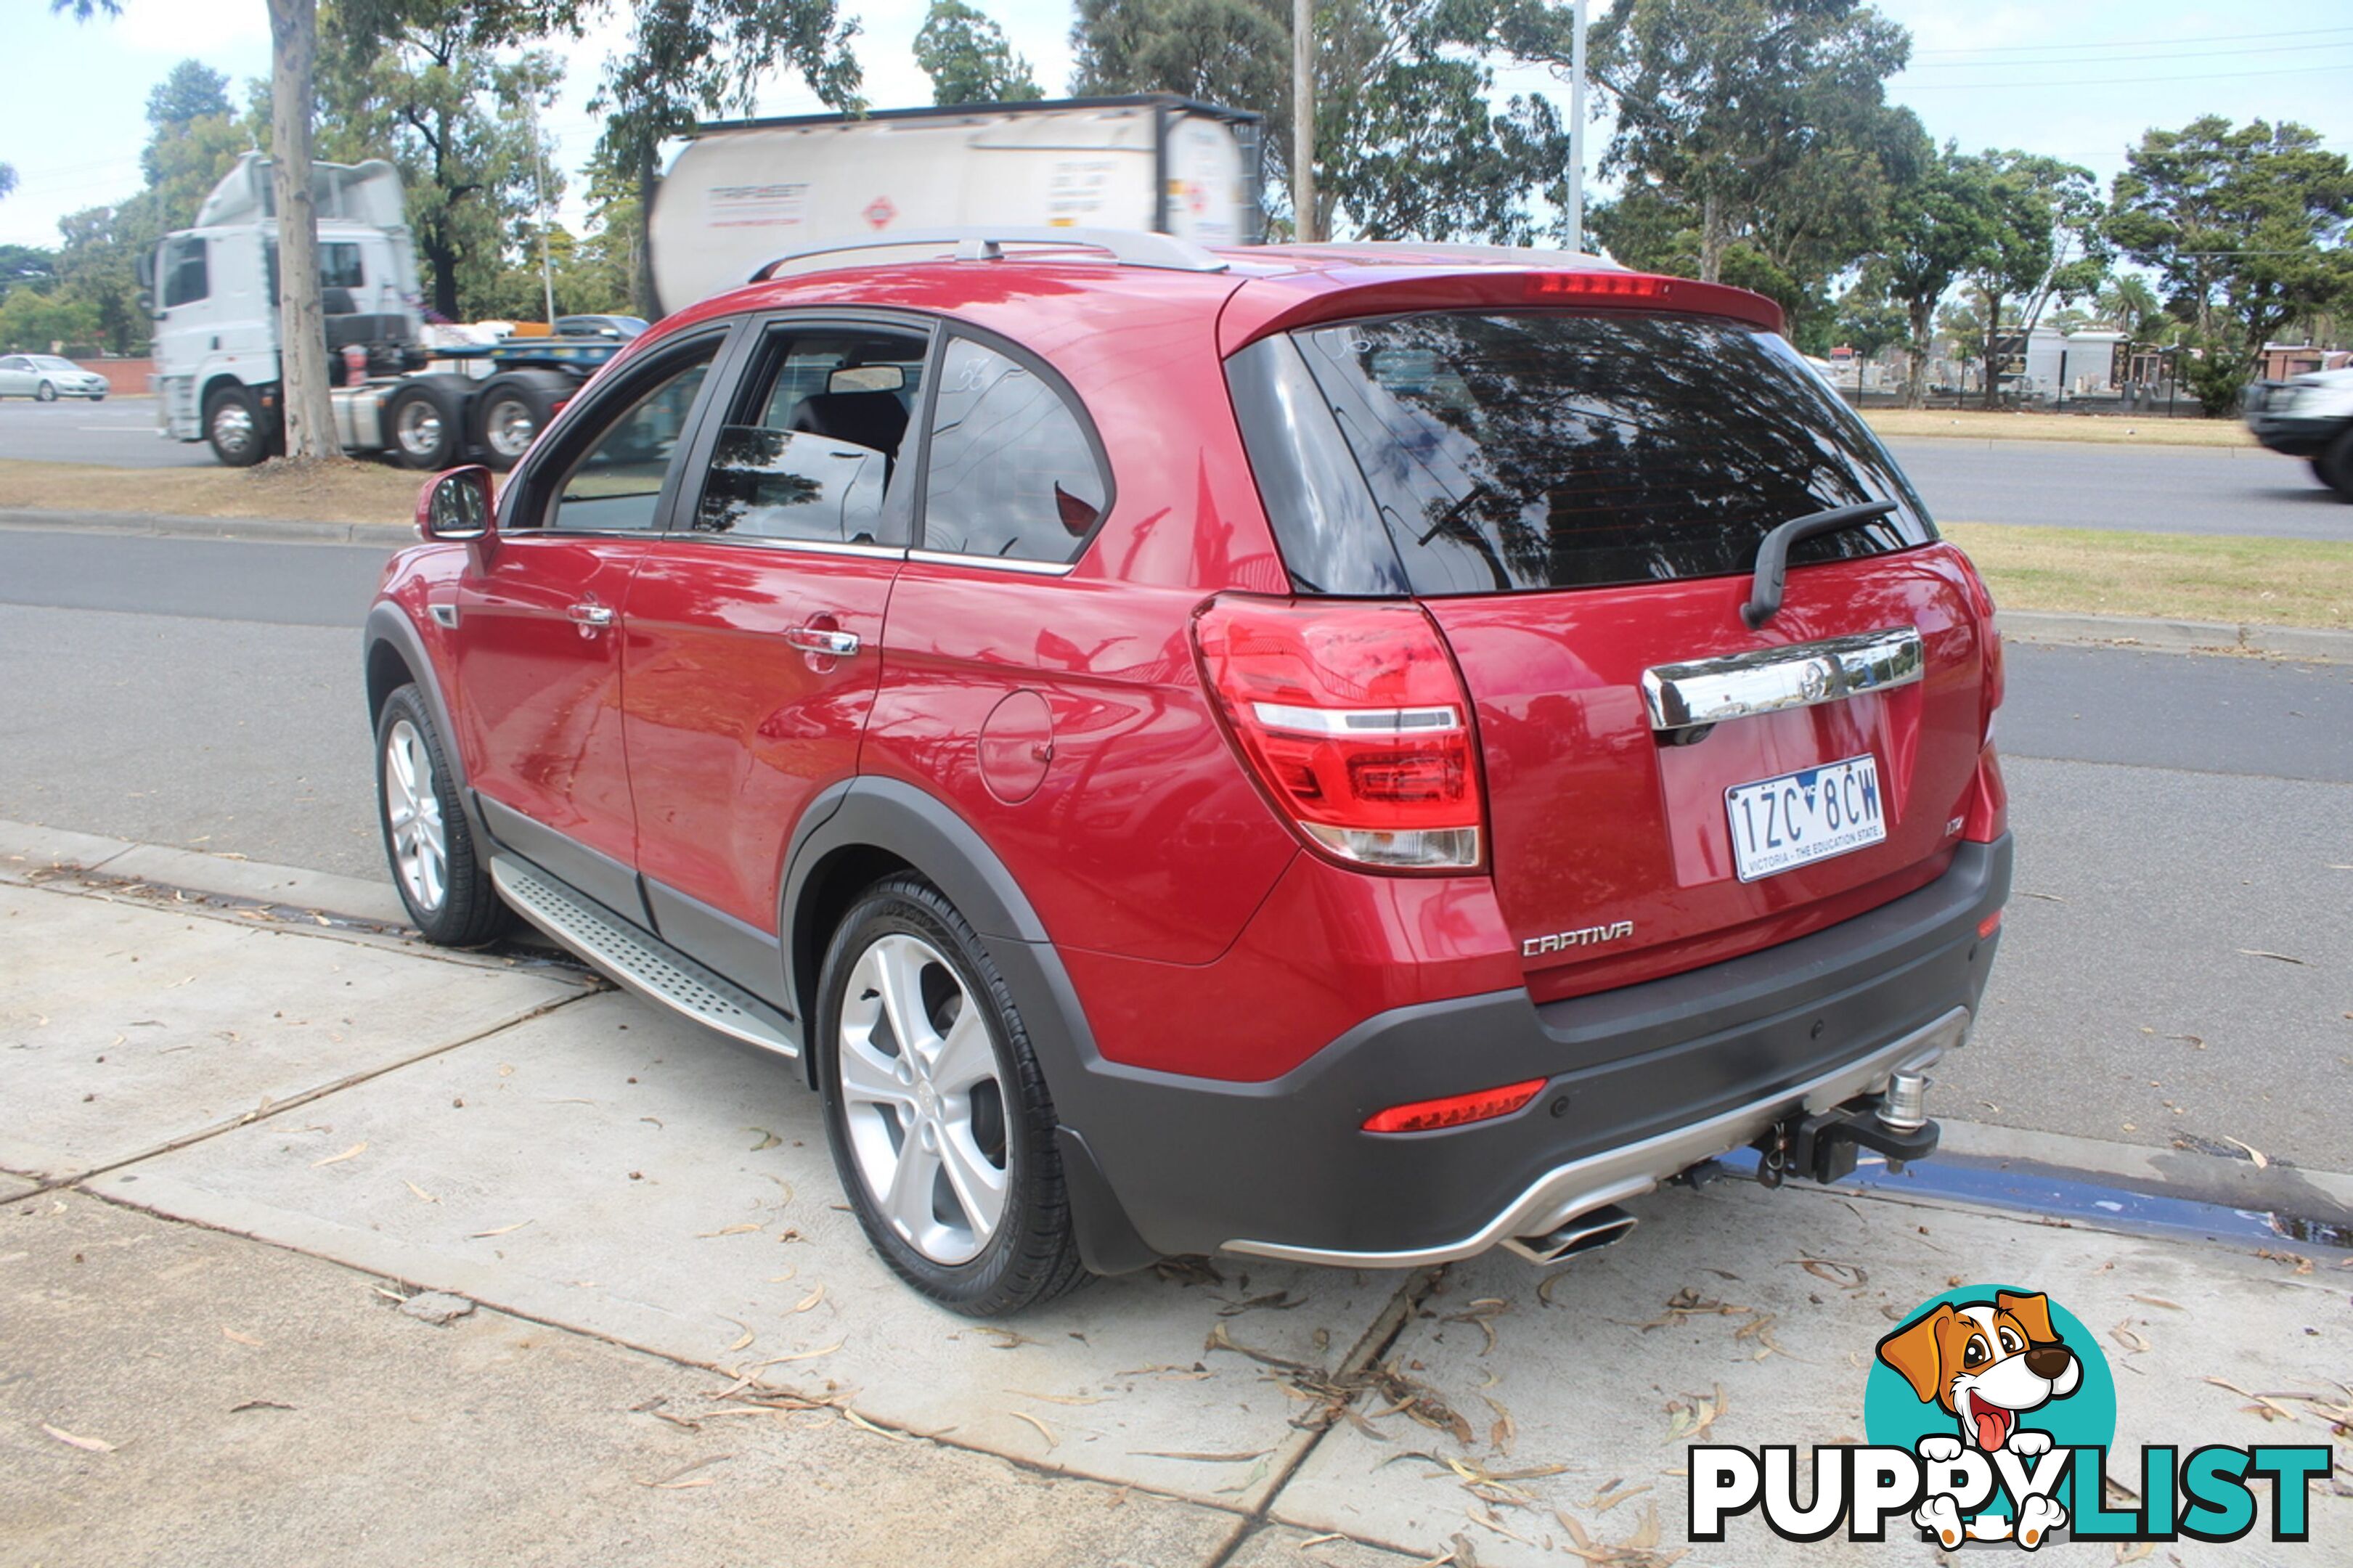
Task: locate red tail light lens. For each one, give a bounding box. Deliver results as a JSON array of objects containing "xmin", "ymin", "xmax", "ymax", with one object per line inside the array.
[
  {"xmin": 1193, "ymin": 595, "xmax": 1485, "ymax": 871},
  {"xmin": 1364, "ymin": 1077, "xmax": 1546, "ymax": 1134}
]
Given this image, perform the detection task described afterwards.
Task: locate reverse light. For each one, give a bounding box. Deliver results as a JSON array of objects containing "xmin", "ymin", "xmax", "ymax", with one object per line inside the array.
[
  {"xmin": 1193, "ymin": 596, "xmax": 1485, "ymax": 870},
  {"xmin": 1364, "ymin": 1078, "xmax": 1547, "ymax": 1134}
]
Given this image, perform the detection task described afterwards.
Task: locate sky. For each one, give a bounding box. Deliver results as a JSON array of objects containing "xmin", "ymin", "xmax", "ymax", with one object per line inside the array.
[{"xmin": 4, "ymin": 0, "xmax": 2351, "ymax": 250}]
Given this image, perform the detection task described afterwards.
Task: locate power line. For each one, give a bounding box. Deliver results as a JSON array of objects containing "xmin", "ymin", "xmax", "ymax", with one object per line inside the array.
[
  {"xmin": 1907, "ymin": 38, "xmax": 2353, "ymax": 70},
  {"xmin": 1900, "ymin": 61, "xmax": 2353, "ymax": 90},
  {"xmin": 1912, "ymin": 23, "xmax": 2353, "ymax": 56}
]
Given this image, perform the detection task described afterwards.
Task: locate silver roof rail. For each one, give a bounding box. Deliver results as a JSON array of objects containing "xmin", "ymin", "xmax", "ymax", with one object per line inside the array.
[{"xmin": 748, "ymin": 226, "xmax": 1229, "ymax": 284}]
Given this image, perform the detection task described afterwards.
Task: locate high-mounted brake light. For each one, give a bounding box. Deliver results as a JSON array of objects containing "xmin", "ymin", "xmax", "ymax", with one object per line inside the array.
[
  {"xmin": 1364, "ymin": 1078, "xmax": 1546, "ymax": 1134},
  {"xmin": 1528, "ymin": 271, "xmax": 1673, "ymax": 303},
  {"xmin": 1193, "ymin": 596, "xmax": 1485, "ymax": 871}
]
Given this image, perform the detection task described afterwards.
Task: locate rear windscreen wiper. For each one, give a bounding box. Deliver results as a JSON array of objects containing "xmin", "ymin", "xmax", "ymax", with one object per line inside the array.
[{"xmin": 1742, "ymin": 499, "xmax": 1901, "ymax": 629}]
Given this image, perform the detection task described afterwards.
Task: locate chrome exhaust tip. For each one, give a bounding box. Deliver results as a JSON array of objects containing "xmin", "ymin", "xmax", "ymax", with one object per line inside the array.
[{"xmin": 1500, "ymin": 1204, "xmax": 1637, "ymax": 1267}]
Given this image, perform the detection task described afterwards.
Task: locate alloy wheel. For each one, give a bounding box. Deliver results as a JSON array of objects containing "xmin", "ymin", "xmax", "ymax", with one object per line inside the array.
[
  {"xmin": 395, "ymin": 398, "xmax": 445, "ymax": 461},
  {"xmin": 211, "ymin": 401, "xmax": 255, "ymax": 457},
  {"xmin": 382, "ymin": 716, "xmax": 447, "ymax": 912},
  {"xmin": 484, "ymin": 395, "xmax": 537, "ymax": 460},
  {"xmin": 836, "ymin": 932, "xmax": 1010, "ymax": 1266}
]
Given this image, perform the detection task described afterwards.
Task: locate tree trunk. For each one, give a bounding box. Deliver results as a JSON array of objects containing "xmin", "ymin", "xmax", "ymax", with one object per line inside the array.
[
  {"xmin": 428, "ymin": 219, "xmax": 460, "ymax": 322},
  {"xmin": 1904, "ymin": 298, "xmax": 1933, "ymax": 409},
  {"xmin": 632, "ymin": 136, "xmax": 659, "ymax": 319},
  {"xmin": 266, "ymin": 0, "xmax": 338, "ymax": 464},
  {"xmin": 1699, "ymin": 187, "xmax": 1721, "ymax": 284},
  {"xmin": 1980, "ymin": 287, "xmax": 2003, "ymax": 409},
  {"xmin": 433, "ymin": 106, "xmax": 460, "ymax": 320}
]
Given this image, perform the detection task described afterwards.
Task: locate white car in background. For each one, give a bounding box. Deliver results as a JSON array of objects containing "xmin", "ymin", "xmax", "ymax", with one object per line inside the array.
[{"xmin": 0, "ymin": 354, "xmax": 110, "ymax": 401}]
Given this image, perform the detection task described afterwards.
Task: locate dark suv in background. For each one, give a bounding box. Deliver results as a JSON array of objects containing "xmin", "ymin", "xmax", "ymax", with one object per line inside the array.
[{"xmin": 366, "ymin": 231, "xmax": 2010, "ymax": 1315}]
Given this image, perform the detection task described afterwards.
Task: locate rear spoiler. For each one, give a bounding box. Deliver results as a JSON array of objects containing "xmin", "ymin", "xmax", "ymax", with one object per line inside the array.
[{"xmin": 1216, "ymin": 258, "xmax": 1783, "ymax": 356}]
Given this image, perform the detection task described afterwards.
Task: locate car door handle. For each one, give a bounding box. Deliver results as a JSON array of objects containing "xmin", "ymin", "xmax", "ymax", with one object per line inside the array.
[
  {"xmin": 783, "ymin": 626, "xmax": 860, "ymax": 657},
  {"xmin": 568, "ymin": 603, "xmax": 616, "ymax": 626}
]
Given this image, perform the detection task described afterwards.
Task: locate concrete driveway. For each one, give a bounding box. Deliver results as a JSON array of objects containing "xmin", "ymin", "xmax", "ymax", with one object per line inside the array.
[{"xmin": 4, "ymin": 841, "xmax": 2346, "ymax": 1565}]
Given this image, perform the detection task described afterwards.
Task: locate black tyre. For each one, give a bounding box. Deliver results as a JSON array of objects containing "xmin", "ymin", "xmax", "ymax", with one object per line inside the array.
[
  {"xmin": 374, "ymin": 684, "xmax": 510, "ymax": 946},
  {"xmin": 2314, "ymin": 428, "xmax": 2353, "ymax": 501},
  {"xmin": 88, "ymin": 392, "xmax": 106, "ymax": 402},
  {"xmin": 204, "ymin": 384, "xmax": 268, "ymax": 467},
  {"xmin": 386, "ymin": 382, "xmax": 461, "ymax": 470},
  {"xmin": 35, "ymin": 380, "xmax": 57, "ymax": 402},
  {"xmin": 472, "ymin": 374, "xmax": 560, "ymax": 473},
  {"xmin": 815, "ymin": 875, "xmax": 1088, "ymax": 1316}
]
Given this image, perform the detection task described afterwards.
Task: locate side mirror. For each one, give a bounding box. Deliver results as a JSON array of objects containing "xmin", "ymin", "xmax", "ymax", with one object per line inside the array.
[{"xmin": 417, "ymin": 465, "xmax": 496, "ymax": 545}]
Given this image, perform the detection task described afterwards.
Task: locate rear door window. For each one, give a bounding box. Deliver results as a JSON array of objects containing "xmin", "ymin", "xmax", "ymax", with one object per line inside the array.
[
  {"xmin": 1227, "ymin": 311, "xmax": 1933, "ymax": 595},
  {"xmin": 917, "ymin": 336, "xmax": 1108, "ymax": 565}
]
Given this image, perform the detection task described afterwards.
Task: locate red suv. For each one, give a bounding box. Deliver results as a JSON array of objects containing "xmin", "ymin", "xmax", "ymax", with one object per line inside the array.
[{"xmin": 365, "ymin": 231, "xmax": 2010, "ymax": 1315}]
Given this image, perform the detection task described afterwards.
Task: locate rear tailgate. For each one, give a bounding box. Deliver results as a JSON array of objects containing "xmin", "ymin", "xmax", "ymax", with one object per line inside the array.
[
  {"xmin": 1221, "ymin": 290, "xmax": 2000, "ymax": 1003},
  {"xmin": 1425, "ymin": 545, "xmax": 1991, "ymax": 1002}
]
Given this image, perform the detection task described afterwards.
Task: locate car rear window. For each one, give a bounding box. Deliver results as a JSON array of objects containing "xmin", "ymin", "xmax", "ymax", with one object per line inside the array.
[{"xmin": 1226, "ymin": 310, "xmax": 1935, "ymax": 596}]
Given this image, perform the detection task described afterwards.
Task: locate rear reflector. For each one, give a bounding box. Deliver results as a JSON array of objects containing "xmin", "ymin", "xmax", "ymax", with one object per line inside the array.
[
  {"xmin": 1193, "ymin": 596, "xmax": 1485, "ymax": 870},
  {"xmin": 1364, "ymin": 1078, "xmax": 1546, "ymax": 1134},
  {"xmin": 1977, "ymin": 908, "xmax": 2004, "ymax": 941}
]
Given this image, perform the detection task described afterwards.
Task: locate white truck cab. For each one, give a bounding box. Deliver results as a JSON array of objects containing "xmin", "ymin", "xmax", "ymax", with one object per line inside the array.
[{"xmin": 148, "ymin": 154, "xmax": 429, "ymax": 463}]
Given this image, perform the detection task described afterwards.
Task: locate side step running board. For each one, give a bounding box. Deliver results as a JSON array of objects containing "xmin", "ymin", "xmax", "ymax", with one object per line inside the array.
[{"xmin": 490, "ymin": 854, "xmax": 800, "ymax": 1059}]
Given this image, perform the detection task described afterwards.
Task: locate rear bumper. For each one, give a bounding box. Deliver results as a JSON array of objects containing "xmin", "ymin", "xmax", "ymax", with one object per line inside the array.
[{"xmin": 1067, "ymin": 835, "xmax": 2011, "ymax": 1264}]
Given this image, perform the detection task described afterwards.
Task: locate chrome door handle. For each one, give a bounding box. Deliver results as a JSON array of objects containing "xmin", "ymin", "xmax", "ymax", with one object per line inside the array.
[
  {"xmin": 567, "ymin": 603, "xmax": 616, "ymax": 626},
  {"xmin": 783, "ymin": 626, "xmax": 860, "ymax": 657}
]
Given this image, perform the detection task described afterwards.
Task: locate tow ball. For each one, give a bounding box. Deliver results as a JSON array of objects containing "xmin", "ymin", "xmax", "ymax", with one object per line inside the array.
[{"xmin": 1753, "ymin": 1070, "xmax": 1941, "ymax": 1188}]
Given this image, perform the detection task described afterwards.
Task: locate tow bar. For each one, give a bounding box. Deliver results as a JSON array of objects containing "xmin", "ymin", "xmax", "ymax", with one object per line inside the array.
[{"xmin": 1753, "ymin": 1070, "xmax": 1941, "ymax": 1188}]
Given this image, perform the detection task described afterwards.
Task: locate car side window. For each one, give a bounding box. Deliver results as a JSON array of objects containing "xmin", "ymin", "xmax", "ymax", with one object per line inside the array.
[
  {"xmin": 689, "ymin": 324, "xmax": 928, "ymax": 544},
  {"xmin": 541, "ymin": 344, "xmax": 717, "ymax": 534},
  {"xmin": 163, "ymin": 237, "xmax": 208, "ymax": 309},
  {"xmin": 918, "ymin": 337, "xmax": 1107, "ymax": 565}
]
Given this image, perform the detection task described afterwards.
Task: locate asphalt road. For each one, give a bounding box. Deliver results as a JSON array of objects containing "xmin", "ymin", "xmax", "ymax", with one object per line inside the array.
[
  {"xmin": 1885, "ymin": 436, "xmax": 2352, "ymax": 539},
  {"xmin": 0, "ymin": 395, "xmax": 213, "ymax": 469},
  {"xmin": 1, "ymin": 526, "xmax": 2348, "ymax": 1176}
]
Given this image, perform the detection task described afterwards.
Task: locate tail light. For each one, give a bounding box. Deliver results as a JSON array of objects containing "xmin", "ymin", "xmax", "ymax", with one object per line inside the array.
[{"xmin": 1193, "ymin": 595, "xmax": 1485, "ymax": 871}]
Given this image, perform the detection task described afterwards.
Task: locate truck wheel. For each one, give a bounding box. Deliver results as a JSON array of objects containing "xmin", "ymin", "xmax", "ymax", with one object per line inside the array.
[
  {"xmin": 2315, "ymin": 430, "xmax": 2353, "ymax": 501},
  {"xmin": 386, "ymin": 383, "xmax": 460, "ymax": 470},
  {"xmin": 472, "ymin": 375, "xmax": 557, "ymax": 473},
  {"xmin": 815, "ymin": 875, "xmax": 1089, "ymax": 1316},
  {"xmin": 204, "ymin": 385, "xmax": 267, "ymax": 467}
]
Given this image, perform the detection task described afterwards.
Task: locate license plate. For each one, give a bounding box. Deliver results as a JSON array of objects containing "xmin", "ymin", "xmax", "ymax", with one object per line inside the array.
[{"xmin": 1726, "ymin": 755, "xmax": 1886, "ymax": 882}]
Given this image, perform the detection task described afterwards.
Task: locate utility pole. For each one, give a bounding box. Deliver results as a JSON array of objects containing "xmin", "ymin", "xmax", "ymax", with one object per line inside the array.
[
  {"xmin": 1292, "ymin": 0, "xmax": 1316, "ymax": 243},
  {"xmin": 1566, "ymin": 0, "xmax": 1589, "ymax": 254},
  {"xmin": 528, "ymin": 92, "xmax": 556, "ymax": 325}
]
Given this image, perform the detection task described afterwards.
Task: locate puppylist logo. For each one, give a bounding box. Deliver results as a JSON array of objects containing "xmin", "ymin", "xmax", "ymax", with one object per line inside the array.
[{"xmin": 1688, "ymin": 1283, "xmax": 2332, "ymax": 1551}]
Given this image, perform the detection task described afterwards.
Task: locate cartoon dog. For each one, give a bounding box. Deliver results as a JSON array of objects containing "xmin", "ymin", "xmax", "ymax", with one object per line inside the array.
[{"xmin": 1877, "ymin": 1291, "xmax": 2083, "ymax": 1549}]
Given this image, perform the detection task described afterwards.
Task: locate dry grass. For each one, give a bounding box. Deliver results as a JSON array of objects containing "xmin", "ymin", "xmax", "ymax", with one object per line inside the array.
[
  {"xmin": 1865, "ymin": 407, "xmax": 2255, "ymax": 449},
  {"xmin": 0, "ymin": 457, "xmax": 420, "ymax": 527},
  {"xmin": 1944, "ymin": 523, "xmax": 2353, "ymax": 629}
]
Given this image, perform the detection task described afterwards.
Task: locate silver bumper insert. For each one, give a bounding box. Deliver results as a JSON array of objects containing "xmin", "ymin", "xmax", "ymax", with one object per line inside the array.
[
  {"xmin": 1642, "ymin": 626, "xmax": 1923, "ymax": 734},
  {"xmin": 1221, "ymin": 1005, "xmax": 1970, "ymax": 1270}
]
